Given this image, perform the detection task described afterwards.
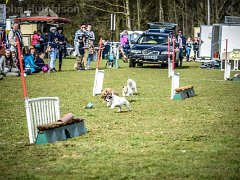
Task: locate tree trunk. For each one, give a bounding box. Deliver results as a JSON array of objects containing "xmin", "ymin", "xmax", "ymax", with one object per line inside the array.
[
  {"xmin": 173, "ymin": 0, "xmax": 178, "ymax": 28},
  {"xmin": 159, "ymin": 0, "xmax": 164, "ymax": 22},
  {"xmin": 137, "ymin": 0, "xmax": 140, "ymax": 29},
  {"xmin": 125, "ymin": 0, "xmax": 131, "ymax": 30}
]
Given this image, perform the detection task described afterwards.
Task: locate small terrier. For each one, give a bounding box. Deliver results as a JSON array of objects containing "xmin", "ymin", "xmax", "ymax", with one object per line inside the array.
[
  {"xmin": 105, "ymin": 93, "xmax": 131, "ymax": 112},
  {"xmin": 127, "ymin": 79, "xmax": 137, "ymax": 93},
  {"xmin": 101, "ymin": 88, "xmax": 119, "ymax": 100},
  {"xmin": 122, "ymin": 85, "xmax": 133, "ymax": 97}
]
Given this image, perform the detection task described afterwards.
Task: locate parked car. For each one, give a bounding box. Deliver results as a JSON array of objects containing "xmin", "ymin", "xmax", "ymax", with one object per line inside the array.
[{"xmin": 128, "ymin": 32, "xmax": 180, "ymax": 67}]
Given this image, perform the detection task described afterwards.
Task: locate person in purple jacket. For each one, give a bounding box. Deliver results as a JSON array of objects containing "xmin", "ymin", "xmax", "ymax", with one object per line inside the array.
[{"xmin": 120, "ymin": 30, "xmax": 130, "ymax": 62}]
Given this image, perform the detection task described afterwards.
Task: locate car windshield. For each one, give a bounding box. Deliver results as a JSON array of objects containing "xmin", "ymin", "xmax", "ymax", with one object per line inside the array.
[{"xmin": 137, "ymin": 34, "xmax": 168, "ymax": 44}]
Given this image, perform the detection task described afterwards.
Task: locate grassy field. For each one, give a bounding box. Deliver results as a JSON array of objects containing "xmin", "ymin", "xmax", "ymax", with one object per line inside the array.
[{"xmin": 0, "ymin": 58, "xmax": 239, "ymax": 179}]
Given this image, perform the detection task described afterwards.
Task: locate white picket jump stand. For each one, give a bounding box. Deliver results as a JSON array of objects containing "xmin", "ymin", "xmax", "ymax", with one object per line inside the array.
[
  {"xmin": 171, "ymin": 72, "xmax": 180, "ymax": 99},
  {"xmin": 25, "ymin": 97, "xmax": 60, "ymax": 144},
  {"xmin": 92, "ymin": 69, "xmax": 105, "ymax": 96},
  {"xmin": 224, "ymin": 61, "xmax": 231, "ymax": 80}
]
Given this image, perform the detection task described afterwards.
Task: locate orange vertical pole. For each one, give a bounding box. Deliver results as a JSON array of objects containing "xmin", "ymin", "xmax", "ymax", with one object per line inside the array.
[
  {"xmin": 16, "ymin": 36, "xmax": 28, "ymax": 99},
  {"xmin": 96, "ymin": 38, "xmax": 102, "ymax": 69},
  {"xmin": 172, "ymin": 37, "xmax": 175, "ymax": 71}
]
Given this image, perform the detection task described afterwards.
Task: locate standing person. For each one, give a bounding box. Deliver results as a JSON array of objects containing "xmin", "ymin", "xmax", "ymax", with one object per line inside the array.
[
  {"xmin": 86, "ymin": 23, "xmax": 95, "ymax": 69},
  {"xmin": 87, "ymin": 41, "xmax": 94, "ymax": 69},
  {"xmin": 31, "ymin": 31, "xmax": 41, "ymax": 53},
  {"xmin": 39, "ymin": 32, "xmax": 47, "ymax": 53},
  {"xmin": 56, "ymin": 27, "xmax": 66, "ymax": 71},
  {"xmin": 48, "ymin": 27, "xmax": 58, "ymax": 72},
  {"xmin": 186, "ymin": 37, "xmax": 193, "ymax": 61},
  {"xmin": 176, "ymin": 30, "xmax": 186, "ymax": 67},
  {"xmin": 120, "ymin": 30, "xmax": 129, "ymax": 62},
  {"xmin": 74, "ymin": 23, "xmax": 86, "ymax": 70},
  {"xmin": 8, "ymin": 22, "xmax": 23, "ymax": 53},
  {"xmin": 193, "ymin": 37, "xmax": 199, "ymax": 61}
]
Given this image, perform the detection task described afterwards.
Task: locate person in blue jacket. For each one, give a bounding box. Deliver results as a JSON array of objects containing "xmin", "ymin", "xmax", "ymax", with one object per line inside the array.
[
  {"xmin": 24, "ymin": 47, "xmax": 41, "ymax": 74},
  {"xmin": 48, "ymin": 27, "xmax": 58, "ymax": 72}
]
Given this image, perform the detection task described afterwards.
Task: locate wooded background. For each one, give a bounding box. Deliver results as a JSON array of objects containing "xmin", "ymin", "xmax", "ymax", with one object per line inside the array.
[{"xmin": 6, "ymin": 0, "xmax": 240, "ymax": 43}]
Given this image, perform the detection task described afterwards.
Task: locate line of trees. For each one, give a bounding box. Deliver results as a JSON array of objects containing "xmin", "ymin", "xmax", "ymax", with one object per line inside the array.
[{"xmin": 7, "ymin": 0, "xmax": 240, "ymax": 42}]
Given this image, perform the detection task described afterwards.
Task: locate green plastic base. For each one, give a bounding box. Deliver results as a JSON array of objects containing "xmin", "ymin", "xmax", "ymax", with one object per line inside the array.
[
  {"xmin": 173, "ymin": 88, "xmax": 196, "ymax": 100},
  {"xmin": 232, "ymin": 77, "xmax": 240, "ymax": 81},
  {"xmin": 36, "ymin": 121, "xmax": 87, "ymax": 144}
]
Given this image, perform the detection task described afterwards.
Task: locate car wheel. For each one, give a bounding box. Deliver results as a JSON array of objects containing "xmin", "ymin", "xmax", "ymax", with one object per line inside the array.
[
  {"xmin": 137, "ymin": 62, "xmax": 143, "ymax": 67},
  {"xmin": 129, "ymin": 59, "xmax": 136, "ymax": 67}
]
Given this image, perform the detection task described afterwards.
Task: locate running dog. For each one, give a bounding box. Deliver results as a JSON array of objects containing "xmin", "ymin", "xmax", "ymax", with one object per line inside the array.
[
  {"xmin": 122, "ymin": 85, "xmax": 134, "ymax": 97},
  {"xmin": 101, "ymin": 88, "xmax": 119, "ymax": 100},
  {"xmin": 105, "ymin": 93, "xmax": 131, "ymax": 112},
  {"xmin": 127, "ymin": 79, "xmax": 137, "ymax": 93}
]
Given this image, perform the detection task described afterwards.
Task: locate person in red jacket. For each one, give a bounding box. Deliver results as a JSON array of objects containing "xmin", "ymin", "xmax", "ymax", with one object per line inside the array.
[{"xmin": 31, "ymin": 31, "xmax": 41, "ymax": 53}]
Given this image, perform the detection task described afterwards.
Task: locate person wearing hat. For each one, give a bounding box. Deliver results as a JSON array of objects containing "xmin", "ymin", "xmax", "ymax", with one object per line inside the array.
[
  {"xmin": 56, "ymin": 27, "xmax": 66, "ymax": 71},
  {"xmin": 48, "ymin": 27, "xmax": 58, "ymax": 72},
  {"xmin": 74, "ymin": 23, "xmax": 86, "ymax": 70}
]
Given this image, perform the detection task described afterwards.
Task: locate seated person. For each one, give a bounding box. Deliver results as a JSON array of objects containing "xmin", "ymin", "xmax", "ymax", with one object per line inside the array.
[
  {"xmin": 0, "ymin": 49, "xmax": 20, "ymax": 79},
  {"xmin": 11, "ymin": 51, "xmax": 19, "ymax": 67},
  {"xmin": 35, "ymin": 52, "xmax": 49, "ymax": 72},
  {"xmin": 24, "ymin": 46, "xmax": 41, "ymax": 74}
]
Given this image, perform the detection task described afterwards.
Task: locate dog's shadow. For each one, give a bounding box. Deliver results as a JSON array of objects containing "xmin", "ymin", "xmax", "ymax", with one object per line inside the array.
[
  {"xmin": 128, "ymin": 99, "xmax": 136, "ymax": 102},
  {"xmin": 115, "ymin": 110, "xmax": 130, "ymax": 113}
]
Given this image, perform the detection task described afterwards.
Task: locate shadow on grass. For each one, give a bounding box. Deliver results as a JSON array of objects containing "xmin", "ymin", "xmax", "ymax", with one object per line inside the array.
[
  {"xmin": 133, "ymin": 65, "xmax": 191, "ymax": 69},
  {"xmin": 114, "ymin": 110, "xmax": 131, "ymax": 113}
]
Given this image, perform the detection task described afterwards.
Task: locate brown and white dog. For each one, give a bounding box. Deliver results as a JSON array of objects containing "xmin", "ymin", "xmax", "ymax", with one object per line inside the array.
[
  {"xmin": 122, "ymin": 85, "xmax": 134, "ymax": 97},
  {"xmin": 127, "ymin": 79, "xmax": 137, "ymax": 93},
  {"xmin": 101, "ymin": 88, "xmax": 119, "ymax": 100}
]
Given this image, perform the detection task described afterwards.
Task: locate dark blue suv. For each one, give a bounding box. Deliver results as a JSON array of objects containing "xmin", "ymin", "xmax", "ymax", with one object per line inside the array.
[{"xmin": 129, "ymin": 32, "xmax": 180, "ymax": 67}]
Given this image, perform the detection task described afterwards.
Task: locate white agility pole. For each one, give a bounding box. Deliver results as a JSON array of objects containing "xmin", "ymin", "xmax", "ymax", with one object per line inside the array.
[
  {"xmin": 93, "ymin": 38, "xmax": 105, "ymax": 96},
  {"xmin": 171, "ymin": 72, "xmax": 180, "ymax": 99},
  {"xmin": 223, "ymin": 39, "xmax": 231, "ymax": 80}
]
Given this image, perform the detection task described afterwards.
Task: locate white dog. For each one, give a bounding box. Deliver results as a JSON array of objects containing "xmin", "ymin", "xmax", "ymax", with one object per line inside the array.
[
  {"xmin": 127, "ymin": 79, "xmax": 137, "ymax": 93},
  {"xmin": 105, "ymin": 93, "xmax": 131, "ymax": 112},
  {"xmin": 122, "ymin": 85, "xmax": 133, "ymax": 97}
]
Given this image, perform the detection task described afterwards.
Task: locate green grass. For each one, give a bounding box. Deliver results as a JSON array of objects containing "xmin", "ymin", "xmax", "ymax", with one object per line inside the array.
[{"xmin": 0, "ymin": 59, "xmax": 240, "ymax": 179}]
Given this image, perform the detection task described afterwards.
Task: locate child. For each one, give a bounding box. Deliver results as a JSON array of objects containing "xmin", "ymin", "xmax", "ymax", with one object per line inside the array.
[
  {"xmin": 35, "ymin": 52, "xmax": 49, "ymax": 72},
  {"xmin": 87, "ymin": 41, "xmax": 94, "ymax": 70},
  {"xmin": 24, "ymin": 47, "xmax": 41, "ymax": 74}
]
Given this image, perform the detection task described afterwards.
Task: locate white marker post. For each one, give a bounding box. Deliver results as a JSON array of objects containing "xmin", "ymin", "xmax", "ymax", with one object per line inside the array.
[
  {"xmin": 93, "ymin": 38, "xmax": 105, "ymax": 96},
  {"xmin": 171, "ymin": 73, "xmax": 180, "ymax": 99},
  {"xmin": 224, "ymin": 61, "xmax": 231, "ymax": 80},
  {"xmin": 223, "ymin": 39, "xmax": 231, "ymax": 80}
]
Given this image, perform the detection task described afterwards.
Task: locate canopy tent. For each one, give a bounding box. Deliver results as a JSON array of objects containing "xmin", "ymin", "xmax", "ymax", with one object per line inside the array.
[{"xmin": 14, "ymin": 16, "xmax": 71, "ymax": 25}]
